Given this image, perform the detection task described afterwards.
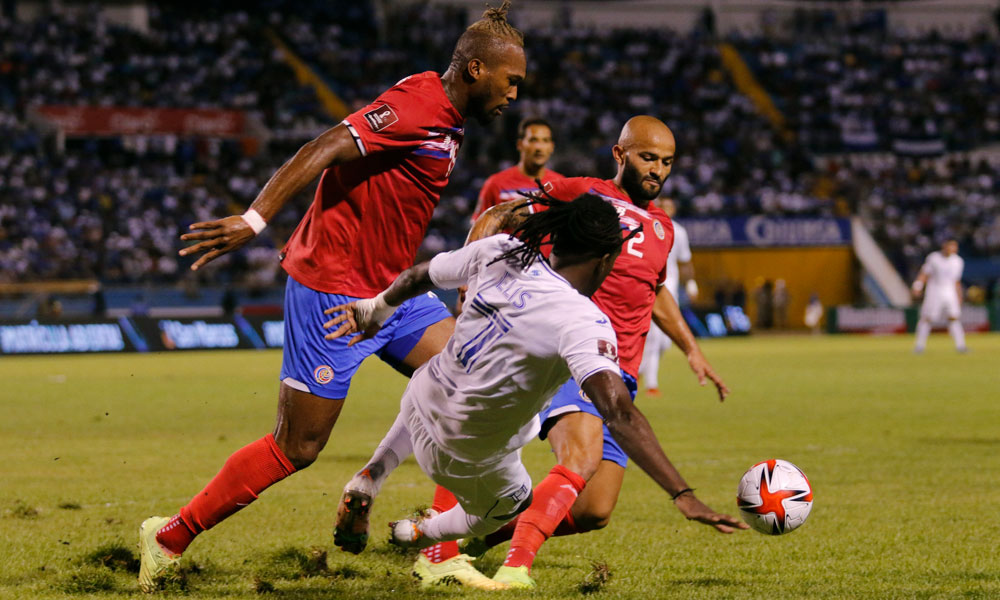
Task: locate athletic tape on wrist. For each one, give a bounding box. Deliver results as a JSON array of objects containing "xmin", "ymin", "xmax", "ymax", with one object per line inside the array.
[
  {"xmin": 241, "ymin": 208, "xmax": 267, "ymax": 235},
  {"xmin": 370, "ymin": 291, "xmax": 398, "ymax": 326}
]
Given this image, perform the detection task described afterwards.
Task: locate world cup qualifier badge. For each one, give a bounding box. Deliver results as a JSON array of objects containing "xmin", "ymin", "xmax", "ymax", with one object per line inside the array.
[
  {"xmin": 653, "ymin": 220, "xmax": 665, "ymax": 240},
  {"xmin": 597, "ymin": 339, "xmax": 618, "ymax": 363},
  {"xmin": 363, "ymin": 104, "xmax": 398, "ymax": 132},
  {"xmin": 313, "ymin": 365, "xmax": 334, "ymax": 385}
]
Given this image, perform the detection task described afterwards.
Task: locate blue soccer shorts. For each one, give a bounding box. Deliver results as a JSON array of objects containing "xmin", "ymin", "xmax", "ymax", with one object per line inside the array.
[
  {"xmin": 537, "ymin": 371, "xmax": 638, "ymax": 467},
  {"xmin": 279, "ymin": 276, "xmax": 453, "ymax": 399}
]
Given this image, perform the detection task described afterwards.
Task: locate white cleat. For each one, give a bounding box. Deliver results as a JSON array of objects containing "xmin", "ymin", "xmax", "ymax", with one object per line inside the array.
[{"xmin": 389, "ymin": 517, "xmax": 435, "ymax": 549}]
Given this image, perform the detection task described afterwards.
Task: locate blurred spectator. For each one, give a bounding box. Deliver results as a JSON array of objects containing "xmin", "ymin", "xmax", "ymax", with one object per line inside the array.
[
  {"xmin": 754, "ymin": 279, "xmax": 774, "ymax": 329},
  {"xmin": 773, "ymin": 278, "xmax": 789, "ymax": 328},
  {"xmin": 804, "ymin": 293, "xmax": 824, "ymax": 334}
]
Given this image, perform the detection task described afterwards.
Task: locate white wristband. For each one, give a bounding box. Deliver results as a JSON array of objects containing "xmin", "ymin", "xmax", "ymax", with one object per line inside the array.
[
  {"xmin": 685, "ymin": 279, "xmax": 699, "ymax": 298},
  {"xmin": 912, "ymin": 280, "xmax": 924, "ymax": 293},
  {"xmin": 357, "ymin": 291, "xmax": 398, "ymax": 327},
  {"xmin": 241, "ymin": 208, "xmax": 267, "ymax": 235}
]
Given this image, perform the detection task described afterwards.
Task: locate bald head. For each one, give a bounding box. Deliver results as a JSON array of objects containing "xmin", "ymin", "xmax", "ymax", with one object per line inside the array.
[
  {"xmin": 612, "ymin": 115, "xmax": 676, "ymax": 205},
  {"xmin": 617, "ymin": 115, "xmax": 675, "ymax": 150}
]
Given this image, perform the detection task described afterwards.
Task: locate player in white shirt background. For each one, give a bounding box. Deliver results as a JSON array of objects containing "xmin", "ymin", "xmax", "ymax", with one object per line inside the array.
[
  {"xmin": 323, "ymin": 195, "xmax": 744, "ymax": 589},
  {"xmin": 639, "ymin": 197, "xmax": 698, "ymax": 396},
  {"xmin": 912, "ymin": 239, "xmax": 967, "ymax": 353}
]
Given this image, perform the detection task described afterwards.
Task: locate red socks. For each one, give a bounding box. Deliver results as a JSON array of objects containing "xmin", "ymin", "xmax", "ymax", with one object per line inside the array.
[
  {"xmin": 420, "ymin": 485, "xmax": 460, "ymax": 564},
  {"xmin": 156, "ymin": 434, "xmax": 295, "ymax": 555},
  {"xmin": 504, "ymin": 465, "xmax": 585, "ymax": 570},
  {"xmin": 484, "ymin": 505, "xmax": 583, "ymax": 548}
]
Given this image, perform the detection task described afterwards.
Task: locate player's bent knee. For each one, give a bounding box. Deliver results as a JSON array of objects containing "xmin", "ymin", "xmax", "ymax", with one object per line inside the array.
[
  {"xmin": 575, "ymin": 510, "xmax": 612, "ymax": 532},
  {"xmin": 275, "ymin": 438, "xmax": 325, "ymax": 470}
]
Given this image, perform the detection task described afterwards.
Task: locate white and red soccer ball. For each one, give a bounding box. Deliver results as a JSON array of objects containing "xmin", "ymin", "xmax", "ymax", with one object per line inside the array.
[{"xmin": 737, "ymin": 459, "xmax": 813, "ymax": 535}]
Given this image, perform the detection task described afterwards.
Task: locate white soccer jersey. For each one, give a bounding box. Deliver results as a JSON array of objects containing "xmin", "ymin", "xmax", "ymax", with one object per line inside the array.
[
  {"xmin": 407, "ymin": 235, "xmax": 620, "ymax": 464},
  {"xmin": 664, "ymin": 221, "xmax": 691, "ymax": 298},
  {"xmin": 921, "ymin": 251, "xmax": 963, "ymax": 295},
  {"xmin": 920, "ymin": 250, "xmax": 964, "ymax": 320}
]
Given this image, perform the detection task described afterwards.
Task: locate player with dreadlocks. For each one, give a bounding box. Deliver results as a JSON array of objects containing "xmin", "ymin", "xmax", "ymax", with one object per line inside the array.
[
  {"xmin": 138, "ymin": 2, "xmax": 526, "ymax": 592},
  {"xmin": 451, "ymin": 115, "xmax": 745, "ymax": 589},
  {"xmin": 323, "ymin": 194, "xmax": 717, "ymax": 589}
]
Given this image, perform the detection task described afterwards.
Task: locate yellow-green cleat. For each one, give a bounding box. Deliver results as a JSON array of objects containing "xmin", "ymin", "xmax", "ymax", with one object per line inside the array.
[
  {"xmin": 412, "ymin": 553, "xmax": 508, "ymax": 590},
  {"xmin": 138, "ymin": 516, "xmax": 180, "ymax": 593},
  {"xmin": 493, "ymin": 565, "xmax": 537, "ymax": 589}
]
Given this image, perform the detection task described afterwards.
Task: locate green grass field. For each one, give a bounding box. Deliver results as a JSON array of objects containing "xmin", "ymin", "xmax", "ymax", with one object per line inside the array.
[{"xmin": 1, "ymin": 333, "xmax": 998, "ymax": 599}]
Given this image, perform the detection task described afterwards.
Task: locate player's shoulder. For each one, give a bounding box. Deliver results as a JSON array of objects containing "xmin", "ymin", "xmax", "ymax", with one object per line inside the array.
[
  {"xmin": 380, "ymin": 71, "xmax": 458, "ymax": 119},
  {"xmin": 545, "ymin": 169, "xmax": 567, "ymax": 181},
  {"xmin": 554, "ymin": 296, "xmax": 616, "ymax": 343},
  {"xmin": 548, "ymin": 176, "xmax": 603, "ymax": 199},
  {"xmin": 489, "ymin": 165, "xmax": 524, "ymax": 184},
  {"xmin": 387, "ymin": 71, "xmax": 438, "ymax": 93},
  {"xmin": 474, "ymin": 233, "xmax": 518, "ymax": 254}
]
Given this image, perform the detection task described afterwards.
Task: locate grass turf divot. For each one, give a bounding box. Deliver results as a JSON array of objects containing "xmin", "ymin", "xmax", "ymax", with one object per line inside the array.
[
  {"xmin": 579, "ymin": 561, "xmax": 612, "ymax": 594},
  {"xmin": 9, "ymin": 500, "xmax": 39, "ymax": 519},
  {"xmin": 82, "ymin": 541, "xmax": 140, "ymax": 573},
  {"xmin": 259, "ymin": 546, "xmax": 332, "ymax": 580}
]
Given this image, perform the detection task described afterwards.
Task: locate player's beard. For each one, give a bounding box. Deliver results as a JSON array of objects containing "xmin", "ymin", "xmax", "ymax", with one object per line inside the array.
[
  {"xmin": 468, "ymin": 88, "xmax": 504, "ymax": 125},
  {"xmin": 620, "ymin": 160, "xmax": 663, "ymax": 205}
]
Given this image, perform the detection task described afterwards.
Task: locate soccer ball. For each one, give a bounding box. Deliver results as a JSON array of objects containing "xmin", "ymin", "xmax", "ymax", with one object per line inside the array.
[{"xmin": 737, "ymin": 459, "xmax": 813, "ymax": 535}]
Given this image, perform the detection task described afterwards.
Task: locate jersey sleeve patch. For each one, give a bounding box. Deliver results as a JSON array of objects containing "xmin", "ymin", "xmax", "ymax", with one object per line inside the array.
[
  {"xmin": 653, "ymin": 220, "xmax": 665, "ymax": 240},
  {"xmin": 597, "ymin": 339, "xmax": 619, "ymax": 363},
  {"xmin": 363, "ymin": 104, "xmax": 399, "ymax": 132}
]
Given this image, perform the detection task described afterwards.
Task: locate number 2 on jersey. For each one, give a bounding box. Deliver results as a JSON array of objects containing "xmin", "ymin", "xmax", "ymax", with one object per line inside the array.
[{"xmin": 626, "ymin": 230, "xmax": 644, "ymax": 258}]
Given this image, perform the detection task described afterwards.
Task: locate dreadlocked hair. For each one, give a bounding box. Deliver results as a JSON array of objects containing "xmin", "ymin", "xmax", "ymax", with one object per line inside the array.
[
  {"xmin": 468, "ymin": 1, "xmax": 523, "ymax": 44},
  {"xmin": 490, "ymin": 193, "xmax": 642, "ymax": 271},
  {"xmin": 450, "ymin": 1, "xmax": 523, "ymax": 71}
]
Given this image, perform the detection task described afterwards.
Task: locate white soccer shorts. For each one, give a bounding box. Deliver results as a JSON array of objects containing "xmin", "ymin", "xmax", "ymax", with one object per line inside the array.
[
  {"xmin": 920, "ymin": 290, "xmax": 961, "ymax": 322},
  {"xmin": 401, "ymin": 394, "xmax": 532, "ymax": 526}
]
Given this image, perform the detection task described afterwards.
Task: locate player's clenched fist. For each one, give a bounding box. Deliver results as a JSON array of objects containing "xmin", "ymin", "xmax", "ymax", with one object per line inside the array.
[{"xmin": 179, "ymin": 215, "xmax": 257, "ymax": 271}]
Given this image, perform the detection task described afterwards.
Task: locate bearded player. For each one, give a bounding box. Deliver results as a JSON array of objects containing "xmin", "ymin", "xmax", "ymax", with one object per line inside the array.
[
  {"xmin": 137, "ymin": 3, "xmax": 526, "ymax": 592},
  {"xmin": 471, "ymin": 117, "xmax": 564, "ymax": 222},
  {"xmin": 336, "ymin": 116, "xmax": 743, "ymax": 589},
  {"xmin": 462, "ymin": 115, "xmax": 740, "ymax": 588}
]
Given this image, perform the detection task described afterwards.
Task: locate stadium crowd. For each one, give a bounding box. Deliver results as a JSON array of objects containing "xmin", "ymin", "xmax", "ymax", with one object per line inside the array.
[
  {"xmin": 1, "ymin": 2, "xmax": 998, "ymax": 287},
  {"xmin": 734, "ymin": 11, "xmax": 1000, "ymax": 154}
]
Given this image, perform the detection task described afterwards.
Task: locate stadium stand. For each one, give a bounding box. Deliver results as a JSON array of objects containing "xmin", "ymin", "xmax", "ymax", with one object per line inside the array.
[{"xmin": 1, "ymin": 1, "xmax": 998, "ymax": 300}]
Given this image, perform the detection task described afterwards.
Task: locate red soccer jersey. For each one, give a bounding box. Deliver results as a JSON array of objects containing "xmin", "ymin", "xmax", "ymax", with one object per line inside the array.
[
  {"xmin": 545, "ymin": 177, "xmax": 674, "ymax": 378},
  {"xmin": 281, "ymin": 72, "xmax": 463, "ymax": 296},
  {"xmin": 471, "ymin": 165, "xmax": 565, "ymax": 222}
]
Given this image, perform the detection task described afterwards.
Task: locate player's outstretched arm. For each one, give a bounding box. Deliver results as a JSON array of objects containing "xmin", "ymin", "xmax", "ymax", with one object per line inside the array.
[
  {"xmin": 651, "ymin": 286, "xmax": 729, "ymax": 401},
  {"xmin": 911, "ymin": 272, "xmax": 929, "ymax": 299},
  {"xmin": 179, "ymin": 124, "xmax": 363, "ymax": 271},
  {"xmin": 581, "ymin": 371, "xmax": 747, "ymax": 534},
  {"xmin": 323, "ymin": 262, "xmax": 435, "ymax": 346}
]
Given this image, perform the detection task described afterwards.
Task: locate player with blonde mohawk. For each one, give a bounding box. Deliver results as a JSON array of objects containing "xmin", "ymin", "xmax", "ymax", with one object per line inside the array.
[{"xmin": 138, "ymin": 1, "xmax": 525, "ymax": 592}]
